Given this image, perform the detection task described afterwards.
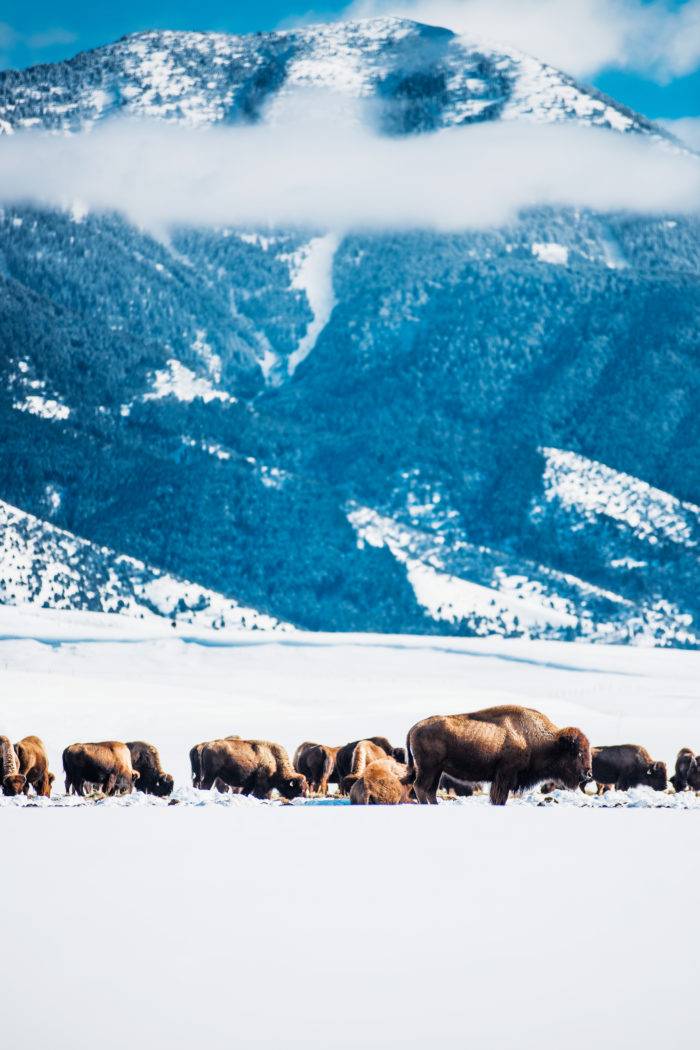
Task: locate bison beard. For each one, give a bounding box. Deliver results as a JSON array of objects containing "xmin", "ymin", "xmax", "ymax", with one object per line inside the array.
[{"xmin": 406, "ymin": 706, "xmax": 592, "ymax": 806}]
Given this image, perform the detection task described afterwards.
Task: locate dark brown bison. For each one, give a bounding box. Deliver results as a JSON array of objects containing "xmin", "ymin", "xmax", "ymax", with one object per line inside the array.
[
  {"xmin": 15, "ymin": 736, "xmax": 54, "ymax": 797},
  {"xmin": 190, "ymin": 736, "xmax": 240, "ymax": 790},
  {"xmin": 0, "ymin": 735, "xmax": 26, "ymax": 796},
  {"xmin": 591, "ymin": 745, "xmax": 667, "ymax": 792},
  {"xmin": 407, "ymin": 705, "xmax": 593, "ymax": 805},
  {"xmin": 670, "ymin": 748, "xmax": 698, "ymax": 792},
  {"xmin": 341, "ymin": 740, "xmax": 393, "ymax": 793},
  {"xmin": 126, "ymin": 741, "xmax": 174, "ymax": 797},
  {"xmin": 293, "ymin": 742, "xmax": 338, "ymax": 796},
  {"xmin": 334, "ymin": 736, "xmax": 403, "ymax": 790},
  {"xmin": 199, "ymin": 739, "xmax": 307, "ymax": 799},
  {"xmin": 63, "ymin": 741, "xmax": 139, "ymax": 797},
  {"xmin": 349, "ymin": 758, "xmax": 413, "ymax": 805}
]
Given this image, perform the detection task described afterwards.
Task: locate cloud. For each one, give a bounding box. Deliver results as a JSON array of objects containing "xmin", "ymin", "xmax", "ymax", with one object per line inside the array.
[
  {"xmin": 27, "ymin": 28, "xmax": 78, "ymax": 51},
  {"xmin": 344, "ymin": 0, "xmax": 700, "ymax": 81},
  {"xmin": 0, "ymin": 103, "xmax": 698, "ymax": 233},
  {"xmin": 660, "ymin": 116, "xmax": 700, "ymax": 149}
]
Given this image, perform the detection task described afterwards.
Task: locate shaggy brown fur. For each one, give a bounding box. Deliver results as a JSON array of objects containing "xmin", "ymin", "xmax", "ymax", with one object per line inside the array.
[
  {"xmin": 63, "ymin": 741, "xmax": 139, "ymax": 797},
  {"xmin": 407, "ymin": 705, "xmax": 592, "ymax": 806},
  {"xmin": 671, "ymin": 748, "xmax": 697, "ymax": 792},
  {"xmin": 591, "ymin": 745, "xmax": 667, "ymax": 792},
  {"xmin": 199, "ymin": 738, "xmax": 307, "ymax": 799},
  {"xmin": 293, "ymin": 742, "xmax": 338, "ymax": 796},
  {"xmin": 0, "ymin": 735, "xmax": 26, "ymax": 796},
  {"xmin": 349, "ymin": 759, "xmax": 413, "ymax": 805},
  {"xmin": 14, "ymin": 735, "xmax": 54, "ymax": 797},
  {"xmin": 127, "ymin": 741, "xmax": 174, "ymax": 797},
  {"xmin": 334, "ymin": 736, "xmax": 401, "ymax": 789},
  {"xmin": 190, "ymin": 736, "xmax": 240, "ymax": 789},
  {"xmin": 341, "ymin": 740, "xmax": 391, "ymax": 793}
]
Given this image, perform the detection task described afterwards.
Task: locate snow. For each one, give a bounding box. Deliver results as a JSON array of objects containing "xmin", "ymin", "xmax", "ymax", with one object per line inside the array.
[
  {"xmin": 0, "ymin": 605, "xmax": 699, "ymax": 1048},
  {"xmin": 532, "ymin": 241, "xmax": 569, "ymax": 265},
  {"xmin": 284, "ymin": 233, "xmax": 340, "ymax": 376},
  {"xmin": 143, "ymin": 358, "xmax": 235, "ymax": 404},
  {"xmin": 13, "ymin": 394, "xmax": 71, "ymax": 421},
  {"xmin": 543, "ymin": 447, "xmax": 700, "ymax": 548}
]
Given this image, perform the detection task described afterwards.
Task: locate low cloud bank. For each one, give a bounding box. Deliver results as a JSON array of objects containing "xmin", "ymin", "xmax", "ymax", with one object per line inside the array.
[
  {"xmin": 0, "ymin": 114, "xmax": 698, "ymax": 233},
  {"xmin": 346, "ymin": 0, "xmax": 700, "ymax": 82}
]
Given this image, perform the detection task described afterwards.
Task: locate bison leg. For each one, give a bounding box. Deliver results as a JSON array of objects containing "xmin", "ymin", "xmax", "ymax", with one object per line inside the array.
[
  {"xmin": 103, "ymin": 773, "xmax": 118, "ymax": 796},
  {"xmin": 489, "ymin": 772, "xmax": 513, "ymax": 806},
  {"xmin": 413, "ymin": 770, "xmax": 441, "ymax": 805}
]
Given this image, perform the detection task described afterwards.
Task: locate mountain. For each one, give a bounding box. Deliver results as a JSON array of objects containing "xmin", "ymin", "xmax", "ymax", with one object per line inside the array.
[{"xmin": 0, "ymin": 18, "xmax": 698, "ymax": 644}]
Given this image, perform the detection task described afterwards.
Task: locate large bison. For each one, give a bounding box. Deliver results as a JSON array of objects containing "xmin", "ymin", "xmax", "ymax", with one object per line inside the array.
[
  {"xmin": 591, "ymin": 745, "xmax": 667, "ymax": 792},
  {"xmin": 670, "ymin": 748, "xmax": 699, "ymax": 792},
  {"xmin": 190, "ymin": 736, "xmax": 240, "ymax": 790},
  {"xmin": 349, "ymin": 758, "xmax": 413, "ymax": 805},
  {"xmin": 334, "ymin": 736, "xmax": 403, "ymax": 790},
  {"xmin": 293, "ymin": 742, "xmax": 338, "ymax": 796},
  {"xmin": 407, "ymin": 705, "xmax": 593, "ymax": 805},
  {"xmin": 63, "ymin": 741, "xmax": 139, "ymax": 797},
  {"xmin": 15, "ymin": 735, "xmax": 54, "ymax": 797},
  {"xmin": 199, "ymin": 738, "xmax": 307, "ymax": 799},
  {"xmin": 127, "ymin": 741, "xmax": 174, "ymax": 797},
  {"xmin": 0, "ymin": 735, "xmax": 26, "ymax": 796}
]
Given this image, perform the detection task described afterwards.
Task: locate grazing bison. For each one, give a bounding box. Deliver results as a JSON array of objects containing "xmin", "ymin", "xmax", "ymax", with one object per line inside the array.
[
  {"xmin": 63, "ymin": 741, "xmax": 139, "ymax": 797},
  {"xmin": 190, "ymin": 736, "xmax": 240, "ymax": 790},
  {"xmin": 670, "ymin": 748, "xmax": 698, "ymax": 792},
  {"xmin": 334, "ymin": 736, "xmax": 402, "ymax": 790},
  {"xmin": 591, "ymin": 745, "xmax": 667, "ymax": 793},
  {"xmin": 349, "ymin": 758, "xmax": 413, "ymax": 805},
  {"xmin": 15, "ymin": 736, "xmax": 54, "ymax": 797},
  {"xmin": 407, "ymin": 705, "xmax": 592, "ymax": 805},
  {"xmin": 293, "ymin": 742, "xmax": 338, "ymax": 796},
  {"xmin": 199, "ymin": 739, "xmax": 307, "ymax": 799},
  {"xmin": 0, "ymin": 735, "xmax": 26, "ymax": 796},
  {"xmin": 341, "ymin": 740, "xmax": 393, "ymax": 793},
  {"xmin": 127, "ymin": 741, "xmax": 174, "ymax": 797}
]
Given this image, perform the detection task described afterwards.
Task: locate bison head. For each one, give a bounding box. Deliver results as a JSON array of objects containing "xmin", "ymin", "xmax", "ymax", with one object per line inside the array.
[
  {"xmin": 555, "ymin": 728, "xmax": 593, "ymax": 789},
  {"xmin": 2, "ymin": 772, "xmax": 26, "ymax": 796},
  {"xmin": 153, "ymin": 773, "xmax": 175, "ymax": 797},
  {"xmin": 36, "ymin": 772, "xmax": 55, "ymax": 798},
  {"xmin": 645, "ymin": 761, "xmax": 668, "ymax": 792},
  {"xmin": 392, "ymin": 747, "xmax": 407, "ymax": 764},
  {"xmin": 278, "ymin": 773, "xmax": 307, "ymax": 800}
]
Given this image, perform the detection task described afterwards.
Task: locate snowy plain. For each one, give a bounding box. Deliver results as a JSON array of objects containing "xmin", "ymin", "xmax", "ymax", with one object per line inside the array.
[{"xmin": 1, "ymin": 602, "xmax": 699, "ymax": 1049}]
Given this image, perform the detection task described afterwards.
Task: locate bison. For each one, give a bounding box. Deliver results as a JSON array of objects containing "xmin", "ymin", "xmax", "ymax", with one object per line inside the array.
[
  {"xmin": 591, "ymin": 745, "xmax": 667, "ymax": 793},
  {"xmin": 63, "ymin": 741, "xmax": 139, "ymax": 797},
  {"xmin": 15, "ymin": 735, "xmax": 54, "ymax": 797},
  {"xmin": 127, "ymin": 741, "xmax": 174, "ymax": 797},
  {"xmin": 293, "ymin": 742, "xmax": 338, "ymax": 797},
  {"xmin": 341, "ymin": 739, "xmax": 393, "ymax": 794},
  {"xmin": 407, "ymin": 705, "xmax": 592, "ymax": 805},
  {"xmin": 349, "ymin": 758, "xmax": 413, "ymax": 805},
  {"xmin": 334, "ymin": 736, "xmax": 403, "ymax": 791},
  {"xmin": 670, "ymin": 748, "xmax": 698, "ymax": 793},
  {"xmin": 0, "ymin": 735, "xmax": 26, "ymax": 796},
  {"xmin": 199, "ymin": 738, "xmax": 307, "ymax": 800}
]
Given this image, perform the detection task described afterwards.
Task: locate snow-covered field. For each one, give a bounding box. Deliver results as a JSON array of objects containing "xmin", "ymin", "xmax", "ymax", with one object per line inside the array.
[{"xmin": 1, "ymin": 603, "xmax": 699, "ymax": 1048}]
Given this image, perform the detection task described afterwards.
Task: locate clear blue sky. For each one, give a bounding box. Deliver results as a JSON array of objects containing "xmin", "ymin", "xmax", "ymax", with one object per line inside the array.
[{"xmin": 1, "ymin": 0, "xmax": 698, "ymax": 120}]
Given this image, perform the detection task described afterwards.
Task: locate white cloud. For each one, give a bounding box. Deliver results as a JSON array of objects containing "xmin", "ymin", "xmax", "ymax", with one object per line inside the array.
[
  {"xmin": 345, "ymin": 0, "xmax": 700, "ymax": 81},
  {"xmin": 27, "ymin": 28, "xmax": 78, "ymax": 50},
  {"xmin": 0, "ymin": 108, "xmax": 698, "ymax": 233},
  {"xmin": 659, "ymin": 116, "xmax": 700, "ymax": 150}
]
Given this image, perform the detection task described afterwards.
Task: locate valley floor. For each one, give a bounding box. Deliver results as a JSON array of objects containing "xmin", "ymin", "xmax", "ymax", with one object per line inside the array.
[{"xmin": 1, "ymin": 605, "xmax": 699, "ymax": 1048}]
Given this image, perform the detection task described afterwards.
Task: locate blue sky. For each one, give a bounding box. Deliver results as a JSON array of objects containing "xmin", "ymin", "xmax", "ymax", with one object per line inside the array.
[{"xmin": 1, "ymin": 0, "xmax": 698, "ymax": 121}]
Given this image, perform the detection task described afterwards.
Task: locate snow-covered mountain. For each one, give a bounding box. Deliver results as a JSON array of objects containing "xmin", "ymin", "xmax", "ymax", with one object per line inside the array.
[
  {"xmin": 0, "ymin": 18, "xmax": 667, "ymax": 138},
  {"xmin": 0, "ymin": 19, "xmax": 698, "ymax": 643}
]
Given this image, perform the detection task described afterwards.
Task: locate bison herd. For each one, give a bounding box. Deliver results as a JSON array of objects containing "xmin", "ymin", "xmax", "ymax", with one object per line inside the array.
[{"xmin": 1, "ymin": 704, "xmax": 700, "ymax": 806}]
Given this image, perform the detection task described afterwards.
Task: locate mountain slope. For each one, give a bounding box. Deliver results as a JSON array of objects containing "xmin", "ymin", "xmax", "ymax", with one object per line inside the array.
[{"xmin": 0, "ymin": 19, "xmax": 697, "ymax": 643}]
